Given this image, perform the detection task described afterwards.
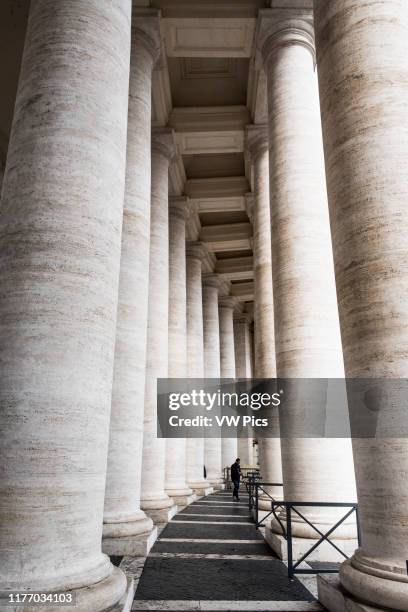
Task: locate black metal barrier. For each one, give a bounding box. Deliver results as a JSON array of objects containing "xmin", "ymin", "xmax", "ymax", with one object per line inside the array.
[
  {"xmin": 253, "ymin": 481, "xmax": 284, "ymax": 526},
  {"xmin": 224, "ymin": 466, "xmax": 260, "ymax": 491},
  {"xmin": 270, "ymin": 500, "xmax": 361, "ymax": 579},
  {"xmin": 245, "ymin": 472, "xmax": 261, "ymax": 508}
]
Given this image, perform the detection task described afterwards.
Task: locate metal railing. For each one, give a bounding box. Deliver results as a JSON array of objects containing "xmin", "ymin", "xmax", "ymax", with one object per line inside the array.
[
  {"xmin": 245, "ymin": 472, "xmax": 261, "ymax": 508},
  {"xmin": 223, "ymin": 466, "xmax": 259, "ymax": 491},
  {"xmin": 270, "ymin": 500, "xmax": 361, "ymax": 579},
  {"xmin": 253, "ymin": 481, "xmax": 284, "ymax": 525}
]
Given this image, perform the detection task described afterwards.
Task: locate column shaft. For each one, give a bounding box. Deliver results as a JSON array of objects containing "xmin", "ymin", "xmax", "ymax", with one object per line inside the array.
[
  {"xmin": 247, "ymin": 126, "xmax": 282, "ymax": 501},
  {"xmin": 219, "ymin": 297, "xmax": 238, "ymax": 470},
  {"xmin": 165, "ymin": 198, "xmax": 194, "ymax": 505},
  {"xmin": 203, "ymin": 276, "xmax": 223, "ymax": 487},
  {"xmin": 186, "ymin": 243, "xmax": 213, "ymax": 495},
  {"xmin": 103, "ymin": 12, "xmax": 160, "ymax": 557},
  {"xmin": 261, "ymin": 12, "xmax": 356, "ymax": 538},
  {"xmin": 234, "ymin": 315, "xmax": 254, "ymax": 466},
  {"xmin": 141, "ymin": 129, "xmax": 176, "ymax": 523},
  {"xmin": 315, "ymin": 1, "xmax": 408, "ymax": 608},
  {"xmin": 0, "ymin": 0, "xmax": 131, "ymax": 607}
]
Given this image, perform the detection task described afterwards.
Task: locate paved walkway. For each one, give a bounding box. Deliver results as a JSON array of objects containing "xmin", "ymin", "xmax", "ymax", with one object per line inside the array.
[{"xmin": 131, "ymin": 491, "xmax": 324, "ymax": 611}]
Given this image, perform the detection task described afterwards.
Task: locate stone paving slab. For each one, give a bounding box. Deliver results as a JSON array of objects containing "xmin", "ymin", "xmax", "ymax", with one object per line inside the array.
[
  {"xmin": 152, "ymin": 541, "xmax": 276, "ymax": 556},
  {"xmin": 174, "ymin": 515, "xmax": 252, "ymax": 523},
  {"xmin": 161, "ymin": 522, "xmax": 264, "ymax": 540},
  {"xmin": 134, "ymin": 557, "xmax": 316, "ymax": 601}
]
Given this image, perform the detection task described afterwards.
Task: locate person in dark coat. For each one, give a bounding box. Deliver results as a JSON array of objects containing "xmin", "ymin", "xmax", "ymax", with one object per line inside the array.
[{"xmin": 231, "ymin": 458, "xmax": 242, "ymax": 500}]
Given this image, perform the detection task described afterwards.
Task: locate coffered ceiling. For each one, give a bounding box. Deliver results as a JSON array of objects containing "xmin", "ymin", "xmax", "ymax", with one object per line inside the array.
[{"xmin": 0, "ymin": 0, "xmax": 268, "ymax": 306}]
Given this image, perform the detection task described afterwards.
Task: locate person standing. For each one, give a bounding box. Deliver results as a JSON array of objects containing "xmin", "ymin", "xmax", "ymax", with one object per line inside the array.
[{"xmin": 231, "ymin": 458, "xmax": 242, "ymax": 501}]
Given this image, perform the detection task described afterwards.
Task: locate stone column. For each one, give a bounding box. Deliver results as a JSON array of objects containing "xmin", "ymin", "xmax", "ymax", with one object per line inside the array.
[
  {"xmin": 0, "ymin": 0, "xmax": 131, "ymax": 608},
  {"xmin": 186, "ymin": 242, "xmax": 213, "ymax": 496},
  {"xmin": 103, "ymin": 10, "xmax": 160, "ymax": 559},
  {"xmin": 260, "ymin": 10, "xmax": 356, "ymax": 553},
  {"xmin": 314, "ymin": 1, "xmax": 408, "ymax": 609},
  {"xmin": 165, "ymin": 197, "xmax": 195, "ymax": 506},
  {"xmin": 219, "ymin": 297, "xmax": 238, "ymax": 470},
  {"xmin": 246, "ymin": 125, "xmax": 283, "ymax": 507},
  {"xmin": 234, "ymin": 313, "xmax": 254, "ymax": 466},
  {"xmin": 202, "ymin": 275, "xmax": 224, "ymax": 488},
  {"xmin": 141, "ymin": 128, "xmax": 177, "ymax": 523}
]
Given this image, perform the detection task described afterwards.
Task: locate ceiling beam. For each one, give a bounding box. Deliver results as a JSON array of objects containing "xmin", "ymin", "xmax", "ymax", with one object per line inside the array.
[
  {"xmin": 200, "ymin": 222, "xmax": 252, "ymax": 252},
  {"xmin": 216, "ymin": 256, "xmax": 254, "ymax": 281},
  {"xmin": 231, "ymin": 281, "xmax": 254, "ymax": 302}
]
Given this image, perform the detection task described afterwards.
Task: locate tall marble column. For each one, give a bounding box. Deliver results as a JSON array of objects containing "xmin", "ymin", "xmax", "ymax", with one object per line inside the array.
[
  {"xmin": 0, "ymin": 0, "xmax": 131, "ymax": 608},
  {"xmin": 315, "ymin": 1, "xmax": 408, "ymax": 609},
  {"xmin": 103, "ymin": 10, "xmax": 160, "ymax": 558},
  {"xmin": 186, "ymin": 242, "xmax": 213, "ymax": 496},
  {"xmin": 219, "ymin": 297, "xmax": 238, "ymax": 470},
  {"xmin": 234, "ymin": 313, "xmax": 254, "ymax": 466},
  {"xmin": 165, "ymin": 197, "xmax": 195, "ymax": 506},
  {"xmin": 202, "ymin": 275, "xmax": 224, "ymax": 488},
  {"xmin": 260, "ymin": 10, "xmax": 356, "ymax": 547},
  {"xmin": 141, "ymin": 128, "xmax": 177, "ymax": 523},
  {"xmin": 246, "ymin": 125, "xmax": 283, "ymax": 502}
]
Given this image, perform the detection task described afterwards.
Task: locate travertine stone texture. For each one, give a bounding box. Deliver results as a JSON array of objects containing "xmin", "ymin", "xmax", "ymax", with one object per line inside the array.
[
  {"xmin": 314, "ymin": 1, "xmax": 408, "ymax": 608},
  {"xmin": 165, "ymin": 198, "xmax": 194, "ymax": 504},
  {"xmin": 186, "ymin": 242, "xmax": 213, "ymax": 493},
  {"xmin": 103, "ymin": 11, "xmax": 160, "ymax": 557},
  {"xmin": 262, "ymin": 12, "xmax": 356, "ymax": 537},
  {"xmin": 246, "ymin": 125, "xmax": 282, "ymax": 503},
  {"xmin": 234, "ymin": 314, "xmax": 255, "ymax": 466},
  {"xmin": 219, "ymin": 297, "xmax": 238, "ymax": 469},
  {"xmin": 202, "ymin": 275, "xmax": 223, "ymax": 487},
  {"xmin": 234, "ymin": 314, "xmax": 253, "ymax": 379},
  {"xmin": 141, "ymin": 129, "xmax": 176, "ymax": 521},
  {"xmin": 0, "ymin": 0, "xmax": 131, "ymax": 608}
]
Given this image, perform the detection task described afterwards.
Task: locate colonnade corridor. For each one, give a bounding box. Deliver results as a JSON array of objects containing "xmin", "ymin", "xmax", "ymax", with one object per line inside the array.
[
  {"xmin": 124, "ymin": 491, "xmax": 323, "ymax": 611},
  {"xmin": 1, "ymin": 1, "xmax": 408, "ymax": 611}
]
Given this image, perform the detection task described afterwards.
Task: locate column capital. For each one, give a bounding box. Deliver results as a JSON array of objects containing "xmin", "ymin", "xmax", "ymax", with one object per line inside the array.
[
  {"xmin": 246, "ymin": 125, "xmax": 269, "ymax": 162},
  {"xmin": 152, "ymin": 127, "xmax": 176, "ymax": 161},
  {"xmin": 169, "ymin": 196, "xmax": 189, "ymax": 221},
  {"xmin": 202, "ymin": 273, "xmax": 222, "ymax": 291},
  {"xmin": 219, "ymin": 296, "xmax": 238, "ymax": 310},
  {"xmin": 132, "ymin": 8, "xmax": 162, "ymax": 64},
  {"xmin": 234, "ymin": 311, "xmax": 253, "ymax": 325},
  {"xmin": 186, "ymin": 241, "xmax": 208, "ymax": 263},
  {"xmin": 257, "ymin": 8, "xmax": 315, "ymax": 67}
]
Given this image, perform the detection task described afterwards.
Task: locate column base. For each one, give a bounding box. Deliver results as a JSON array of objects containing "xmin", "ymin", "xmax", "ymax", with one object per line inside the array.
[
  {"xmin": 208, "ymin": 481, "xmax": 225, "ymax": 491},
  {"xmin": 102, "ymin": 526, "xmax": 157, "ymax": 557},
  {"xmin": 317, "ymin": 574, "xmax": 394, "ymax": 612},
  {"xmin": 169, "ymin": 493, "xmax": 197, "ymax": 506},
  {"xmin": 143, "ymin": 504, "xmax": 178, "ymax": 524},
  {"xmin": 111, "ymin": 574, "xmax": 135, "ymax": 612},
  {"xmin": 193, "ymin": 486, "xmax": 214, "ymax": 496},
  {"xmin": 264, "ymin": 527, "xmax": 358, "ymax": 563}
]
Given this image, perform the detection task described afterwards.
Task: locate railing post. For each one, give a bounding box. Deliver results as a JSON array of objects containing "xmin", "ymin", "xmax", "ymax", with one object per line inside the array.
[
  {"xmin": 286, "ymin": 504, "xmax": 293, "ymax": 580},
  {"xmin": 255, "ymin": 483, "xmax": 259, "ymax": 529},
  {"xmin": 356, "ymin": 505, "xmax": 362, "ymax": 547}
]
